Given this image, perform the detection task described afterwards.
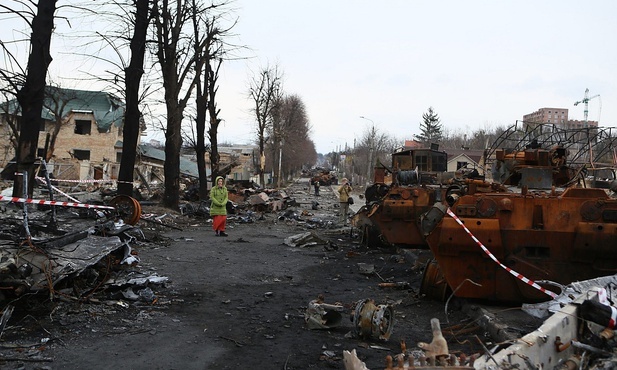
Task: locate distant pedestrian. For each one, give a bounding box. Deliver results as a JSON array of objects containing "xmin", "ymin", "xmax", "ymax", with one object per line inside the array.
[
  {"xmin": 314, "ymin": 180, "xmax": 320, "ymax": 196},
  {"xmin": 210, "ymin": 176, "xmax": 228, "ymax": 236},
  {"xmin": 337, "ymin": 178, "xmax": 353, "ymax": 225}
]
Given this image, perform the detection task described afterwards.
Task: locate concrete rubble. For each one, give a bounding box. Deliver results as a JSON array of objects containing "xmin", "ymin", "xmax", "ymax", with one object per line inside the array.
[
  {"xmin": 340, "ymin": 275, "xmax": 617, "ymax": 370},
  {"xmin": 3, "ymin": 173, "xmax": 617, "ymax": 369}
]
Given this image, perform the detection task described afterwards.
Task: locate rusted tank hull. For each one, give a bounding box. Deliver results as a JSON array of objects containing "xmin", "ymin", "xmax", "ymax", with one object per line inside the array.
[
  {"xmin": 363, "ymin": 185, "xmax": 440, "ymax": 248},
  {"xmin": 424, "ymin": 187, "xmax": 617, "ymax": 303}
]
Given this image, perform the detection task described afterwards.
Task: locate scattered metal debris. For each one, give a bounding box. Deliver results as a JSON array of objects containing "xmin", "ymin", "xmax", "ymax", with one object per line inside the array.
[
  {"xmin": 352, "ymin": 298, "xmax": 394, "ymax": 341},
  {"xmin": 304, "ymin": 296, "xmax": 345, "ymax": 330},
  {"xmin": 284, "ymin": 232, "xmax": 329, "ymax": 248}
]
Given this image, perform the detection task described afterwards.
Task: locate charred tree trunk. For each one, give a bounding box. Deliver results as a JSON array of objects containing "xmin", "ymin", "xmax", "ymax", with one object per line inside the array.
[
  {"xmin": 207, "ymin": 59, "xmax": 222, "ymax": 188},
  {"xmin": 208, "ymin": 116, "xmax": 220, "ymax": 186},
  {"xmin": 163, "ymin": 105, "xmax": 183, "ymax": 209},
  {"xmin": 195, "ymin": 79, "xmax": 208, "ymax": 199},
  {"xmin": 14, "ymin": 0, "xmax": 57, "ymax": 197},
  {"xmin": 118, "ymin": 0, "xmax": 150, "ymax": 196},
  {"xmin": 258, "ymin": 142, "xmax": 265, "ymax": 187},
  {"xmin": 154, "ymin": 0, "xmax": 196, "ymax": 210}
]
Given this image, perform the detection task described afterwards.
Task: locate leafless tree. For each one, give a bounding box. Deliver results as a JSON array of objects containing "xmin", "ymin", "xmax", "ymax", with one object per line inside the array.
[
  {"xmin": 115, "ymin": 0, "xmax": 151, "ymax": 196},
  {"xmin": 440, "ymin": 123, "xmax": 508, "ymax": 150},
  {"xmin": 248, "ymin": 63, "xmax": 283, "ymax": 187},
  {"xmin": 152, "ymin": 0, "xmax": 203, "ymax": 209},
  {"xmin": 41, "ymin": 85, "xmax": 77, "ymax": 161},
  {"xmin": 9, "ymin": 0, "xmax": 58, "ymax": 197},
  {"xmin": 0, "ymin": 91, "xmax": 21, "ymax": 158},
  {"xmin": 189, "ymin": 1, "xmax": 234, "ymax": 199},
  {"xmin": 354, "ymin": 125, "xmax": 398, "ymax": 185},
  {"xmin": 267, "ymin": 94, "xmax": 315, "ymax": 185}
]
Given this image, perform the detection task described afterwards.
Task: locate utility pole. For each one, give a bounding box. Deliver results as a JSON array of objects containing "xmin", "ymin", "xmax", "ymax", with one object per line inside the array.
[
  {"xmin": 351, "ymin": 138, "xmax": 356, "ymax": 185},
  {"xmin": 277, "ymin": 139, "xmax": 283, "ymax": 188},
  {"xmin": 360, "ymin": 116, "xmax": 375, "ymax": 187}
]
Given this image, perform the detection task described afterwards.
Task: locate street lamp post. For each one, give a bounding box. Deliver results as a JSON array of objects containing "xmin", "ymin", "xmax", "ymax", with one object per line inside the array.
[
  {"xmin": 351, "ymin": 138, "xmax": 356, "ymax": 185},
  {"xmin": 360, "ymin": 116, "xmax": 375, "ymax": 187}
]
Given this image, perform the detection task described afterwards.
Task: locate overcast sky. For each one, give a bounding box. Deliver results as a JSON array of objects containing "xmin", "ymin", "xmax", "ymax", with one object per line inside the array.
[
  {"xmin": 4, "ymin": 1, "xmax": 616, "ymax": 154},
  {"xmin": 213, "ymin": 0, "xmax": 617, "ymax": 153}
]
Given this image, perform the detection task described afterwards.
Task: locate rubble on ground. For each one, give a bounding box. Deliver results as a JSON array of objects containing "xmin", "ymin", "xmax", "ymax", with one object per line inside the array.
[{"xmin": 3, "ymin": 177, "xmax": 617, "ymax": 369}]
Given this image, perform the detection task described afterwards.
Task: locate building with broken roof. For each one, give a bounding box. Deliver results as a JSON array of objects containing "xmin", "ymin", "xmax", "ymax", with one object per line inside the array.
[
  {"xmin": 218, "ymin": 145, "xmax": 258, "ymax": 181},
  {"xmin": 0, "ymin": 86, "xmax": 144, "ymax": 181},
  {"xmin": 137, "ymin": 143, "xmax": 202, "ymax": 184},
  {"xmin": 0, "ymin": 87, "xmax": 264, "ymax": 190}
]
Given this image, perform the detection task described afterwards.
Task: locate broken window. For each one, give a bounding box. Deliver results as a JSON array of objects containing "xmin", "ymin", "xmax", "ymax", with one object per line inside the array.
[
  {"xmin": 110, "ymin": 165, "xmax": 119, "ymax": 179},
  {"xmin": 431, "ymin": 153, "xmax": 447, "ymax": 172},
  {"xmin": 74, "ymin": 120, "xmax": 92, "ymax": 135},
  {"xmin": 73, "ymin": 149, "xmax": 90, "ymax": 160},
  {"xmin": 457, "ymin": 161, "xmax": 468, "ymax": 169},
  {"xmin": 415, "ymin": 155, "xmax": 428, "ymax": 171}
]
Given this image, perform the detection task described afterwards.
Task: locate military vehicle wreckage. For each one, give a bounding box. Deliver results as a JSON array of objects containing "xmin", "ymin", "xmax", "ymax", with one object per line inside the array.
[{"xmin": 355, "ymin": 122, "xmax": 617, "ymax": 303}]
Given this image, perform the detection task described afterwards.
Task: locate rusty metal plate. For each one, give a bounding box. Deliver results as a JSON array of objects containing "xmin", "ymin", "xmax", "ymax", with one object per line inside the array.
[
  {"xmin": 580, "ymin": 200, "xmax": 602, "ymax": 221},
  {"xmin": 456, "ymin": 205, "xmax": 477, "ymax": 217},
  {"xmin": 400, "ymin": 189, "xmax": 412, "ymax": 200},
  {"xmin": 520, "ymin": 167, "xmax": 553, "ymax": 189},
  {"xmin": 475, "ymin": 197, "xmax": 497, "ymax": 218}
]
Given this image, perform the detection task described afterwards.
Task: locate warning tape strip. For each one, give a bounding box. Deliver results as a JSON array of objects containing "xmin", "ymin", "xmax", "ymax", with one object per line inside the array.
[
  {"xmin": 446, "ymin": 207, "xmax": 558, "ymax": 299},
  {"xmin": 35, "ymin": 177, "xmax": 81, "ymax": 203},
  {"xmin": 0, "ymin": 195, "xmax": 115, "ymax": 210},
  {"xmin": 34, "ymin": 176, "xmax": 133, "ymax": 185}
]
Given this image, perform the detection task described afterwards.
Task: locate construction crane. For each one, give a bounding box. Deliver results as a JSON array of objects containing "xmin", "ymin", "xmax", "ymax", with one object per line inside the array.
[{"xmin": 574, "ymin": 88, "xmax": 600, "ymax": 124}]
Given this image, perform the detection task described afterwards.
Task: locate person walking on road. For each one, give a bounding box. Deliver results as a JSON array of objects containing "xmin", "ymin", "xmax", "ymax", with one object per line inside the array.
[
  {"xmin": 314, "ymin": 180, "xmax": 320, "ymax": 196},
  {"xmin": 337, "ymin": 178, "xmax": 353, "ymax": 225},
  {"xmin": 210, "ymin": 176, "xmax": 229, "ymax": 236}
]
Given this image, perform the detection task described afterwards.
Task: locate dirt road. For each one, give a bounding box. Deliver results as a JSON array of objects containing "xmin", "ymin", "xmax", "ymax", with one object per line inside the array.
[{"xmin": 1, "ymin": 178, "xmax": 506, "ymax": 369}]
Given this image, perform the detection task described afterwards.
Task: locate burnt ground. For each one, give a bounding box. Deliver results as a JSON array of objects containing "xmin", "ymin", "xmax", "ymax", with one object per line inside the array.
[{"xmin": 0, "ymin": 178, "xmax": 541, "ymax": 370}]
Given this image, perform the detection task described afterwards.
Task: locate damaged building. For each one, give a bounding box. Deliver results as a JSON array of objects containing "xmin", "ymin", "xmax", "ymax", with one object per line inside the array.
[
  {"xmin": 0, "ymin": 87, "xmax": 259, "ymax": 190},
  {"xmin": 0, "ymin": 87, "xmax": 137, "ymax": 181}
]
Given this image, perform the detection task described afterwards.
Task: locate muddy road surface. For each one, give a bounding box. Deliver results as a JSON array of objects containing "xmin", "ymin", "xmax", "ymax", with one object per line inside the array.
[{"xmin": 0, "ymin": 178, "xmax": 528, "ymax": 370}]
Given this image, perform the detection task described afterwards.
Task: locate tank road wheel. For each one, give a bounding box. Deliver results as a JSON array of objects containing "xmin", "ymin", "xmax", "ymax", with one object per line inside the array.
[
  {"xmin": 108, "ymin": 195, "xmax": 142, "ymax": 225},
  {"xmin": 420, "ymin": 259, "xmax": 451, "ymax": 302}
]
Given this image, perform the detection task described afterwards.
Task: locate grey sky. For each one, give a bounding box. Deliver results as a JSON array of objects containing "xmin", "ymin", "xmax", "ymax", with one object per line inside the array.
[
  {"xmin": 3, "ymin": 1, "xmax": 615, "ymax": 155},
  {"xmin": 215, "ymin": 0, "xmax": 616, "ymax": 153}
]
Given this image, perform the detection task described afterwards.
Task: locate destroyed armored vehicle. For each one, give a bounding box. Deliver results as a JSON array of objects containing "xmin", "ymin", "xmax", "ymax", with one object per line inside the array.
[
  {"xmin": 354, "ymin": 145, "xmax": 482, "ymax": 249},
  {"xmin": 309, "ymin": 168, "xmax": 338, "ymax": 186},
  {"xmin": 420, "ymin": 123, "xmax": 617, "ymax": 303}
]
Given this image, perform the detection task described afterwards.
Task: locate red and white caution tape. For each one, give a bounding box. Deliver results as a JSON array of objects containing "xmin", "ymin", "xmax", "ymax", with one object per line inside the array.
[
  {"xmin": 0, "ymin": 195, "xmax": 115, "ymax": 210},
  {"xmin": 34, "ymin": 176, "xmax": 133, "ymax": 185},
  {"xmin": 35, "ymin": 177, "xmax": 81, "ymax": 203},
  {"xmin": 446, "ymin": 207, "xmax": 558, "ymax": 299},
  {"xmin": 609, "ymin": 305, "xmax": 617, "ymax": 329}
]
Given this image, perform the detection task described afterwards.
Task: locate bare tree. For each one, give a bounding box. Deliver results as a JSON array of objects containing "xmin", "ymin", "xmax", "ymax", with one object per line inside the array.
[
  {"xmin": 40, "ymin": 85, "xmax": 78, "ymax": 161},
  {"xmin": 0, "ymin": 91, "xmax": 21, "ymax": 160},
  {"xmin": 355, "ymin": 125, "xmax": 397, "ymax": 185},
  {"xmin": 152, "ymin": 0, "xmax": 203, "ymax": 209},
  {"xmin": 117, "ymin": 0, "xmax": 151, "ymax": 196},
  {"xmin": 190, "ymin": 2, "xmax": 234, "ymax": 199},
  {"xmin": 12, "ymin": 0, "xmax": 58, "ymax": 197},
  {"xmin": 248, "ymin": 64, "xmax": 283, "ymax": 187},
  {"xmin": 267, "ymin": 94, "xmax": 315, "ymax": 185}
]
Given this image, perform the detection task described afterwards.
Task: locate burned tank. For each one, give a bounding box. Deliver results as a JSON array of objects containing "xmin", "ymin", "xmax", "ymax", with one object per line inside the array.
[
  {"xmin": 420, "ymin": 122, "xmax": 617, "ymax": 303},
  {"xmin": 354, "ymin": 145, "xmax": 483, "ymax": 249}
]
